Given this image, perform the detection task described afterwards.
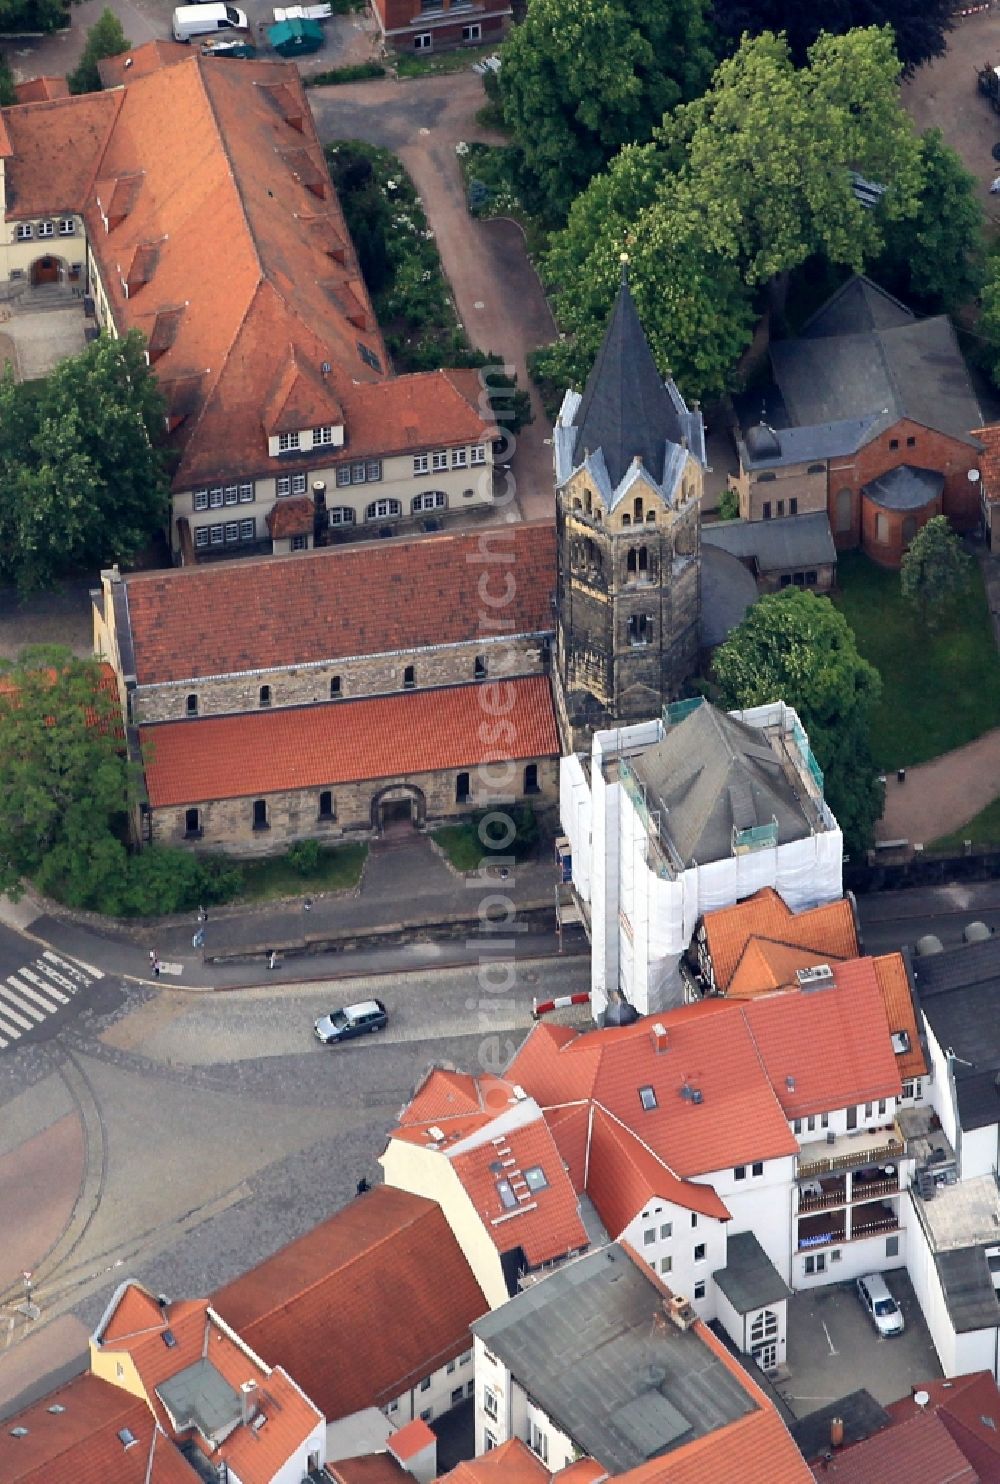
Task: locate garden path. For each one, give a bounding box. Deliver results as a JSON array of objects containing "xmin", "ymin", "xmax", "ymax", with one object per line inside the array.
[{"xmin": 876, "ymin": 727, "xmax": 1000, "ymax": 847}]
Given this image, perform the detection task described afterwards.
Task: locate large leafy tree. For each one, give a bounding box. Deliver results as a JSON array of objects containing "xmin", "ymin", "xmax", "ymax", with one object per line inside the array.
[
  {"xmin": 900, "ymin": 515, "xmax": 972, "ymax": 625},
  {"xmin": 537, "ymin": 27, "xmax": 922, "ymax": 403},
  {"xmin": 67, "ymin": 8, "xmax": 130, "ymax": 95},
  {"xmin": 498, "ymin": 0, "xmax": 717, "ymax": 220},
  {"xmin": 0, "ymin": 0, "xmax": 64, "ymax": 33},
  {"xmin": 712, "ymin": 589, "xmax": 885, "ymax": 853},
  {"xmin": 0, "ymin": 653, "xmax": 131, "ymax": 909},
  {"xmin": 712, "ymin": 0, "xmax": 953, "ymax": 75},
  {"xmin": 0, "ymin": 331, "xmax": 170, "ymax": 592},
  {"xmin": 872, "ymin": 130, "xmax": 985, "ymax": 311}
]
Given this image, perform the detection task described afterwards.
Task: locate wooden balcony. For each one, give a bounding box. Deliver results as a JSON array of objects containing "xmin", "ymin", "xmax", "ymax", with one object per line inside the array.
[
  {"xmin": 798, "ymin": 1125, "xmax": 904, "ymax": 1180},
  {"xmin": 798, "ymin": 1177, "xmax": 847, "ymax": 1213}
]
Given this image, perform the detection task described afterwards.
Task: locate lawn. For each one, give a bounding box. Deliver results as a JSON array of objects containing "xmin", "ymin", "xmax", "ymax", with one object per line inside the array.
[
  {"xmin": 432, "ymin": 824, "xmax": 484, "ymax": 872},
  {"xmin": 236, "ymin": 843, "xmax": 367, "ymax": 903},
  {"xmin": 395, "ymin": 44, "xmax": 496, "ymax": 78},
  {"xmin": 833, "ymin": 551, "xmax": 1000, "ymax": 769},
  {"xmin": 930, "ymin": 795, "xmax": 1000, "ymax": 852}
]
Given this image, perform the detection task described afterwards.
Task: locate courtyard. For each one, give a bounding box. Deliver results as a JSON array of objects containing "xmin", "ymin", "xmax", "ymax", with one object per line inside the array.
[{"xmin": 0, "ymin": 288, "xmax": 91, "ymax": 382}]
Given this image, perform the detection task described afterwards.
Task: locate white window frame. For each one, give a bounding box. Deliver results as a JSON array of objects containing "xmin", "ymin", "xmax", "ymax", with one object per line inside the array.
[
  {"xmin": 240, "ymin": 518, "xmax": 256, "ymax": 541},
  {"xmin": 37, "ymin": 220, "xmax": 54, "ymax": 238},
  {"xmin": 224, "ymin": 484, "xmax": 239, "ymax": 506},
  {"xmin": 239, "ymin": 482, "xmax": 254, "ymax": 503},
  {"xmin": 336, "ymin": 465, "xmax": 352, "ymax": 488},
  {"xmin": 328, "ymin": 506, "xmax": 355, "ymax": 527},
  {"xmin": 58, "ymin": 218, "xmax": 76, "ymax": 236},
  {"xmin": 366, "ymin": 460, "xmax": 382, "ymax": 482},
  {"xmin": 292, "ymin": 473, "xmax": 307, "ymax": 495},
  {"xmin": 452, "ymin": 447, "xmax": 468, "ymax": 468},
  {"xmin": 291, "ymin": 533, "xmax": 308, "ymax": 550},
  {"xmin": 224, "ymin": 522, "xmax": 239, "ymax": 544},
  {"xmin": 471, "ymin": 444, "xmax": 487, "ymax": 465},
  {"xmin": 413, "ymin": 454, "xmax": 430, "ymax": 475},
  {"xmin": 414, "ymin": 31, "xmax": 431, "ymax": 48},
  {"xmin": 412, "ymin": 491, "xmax": 447, "ymax": 512},
  {"xmin": 431, "ymin": 450, "xmax": 448, "ymax": 472},
  {"xmin": 194, "ymin": 527, "xmax": 209, "ymax": 548},
  {"xmin": 209, "ymin": 525, "xmax": 224, "ymax": 546},
  {"xmin": 277, "ymin": 476, "xmax": 292, "ymax": 497},
  {"xmin": 462, "ymin": 21, "xmax": 481, "ymax": 39},
  {"xmin": 193, "ymin": 489, "xmax": 209, "ymax": 512},
  {"xmin": 366, "ymin": 498, "xmax": 401, "ymax": 521},
  {"xmin": 209, "ymin": 487, "xmax": 224, "ymax": 509},
  {"xmin": 483, "ymin": 1388, "xmax": 499, "ymax": 1421},
  {"xmin": 278, "ymin": 431, "xmax": 300, "ymax": 453},
  {"xmin": 15, "ymin": 223, "xmax": 32, "ymax": 241},
  {"xmin": 528, "ymin": 1421, "xmax": 548, "ymax": 1464},
  {"xmin": 313, "ymin": 424, "xmax": 335, "ymax": 446}
]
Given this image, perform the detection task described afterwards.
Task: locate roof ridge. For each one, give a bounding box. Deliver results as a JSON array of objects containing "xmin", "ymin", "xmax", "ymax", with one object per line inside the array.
[
  {"xmin": 67, "ymin": 88, "xmax": 125, "ymax": 215},
  {"xmin": 195, "ymin": 54, "xmax": 265, "ymax": 295}
]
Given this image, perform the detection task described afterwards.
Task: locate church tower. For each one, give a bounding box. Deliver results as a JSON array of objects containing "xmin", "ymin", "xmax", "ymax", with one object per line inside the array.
[{"xmin": 553, "ymin": 267, "xmax": 705, "ymax": 747}]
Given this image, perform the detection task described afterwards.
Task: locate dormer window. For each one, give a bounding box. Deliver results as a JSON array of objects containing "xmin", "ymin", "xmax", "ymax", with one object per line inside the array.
[
  {"xmin": 313, "ymin": 425, "xmax": 335, "ymax": 446},
  {"xmin": 278, "ymin": 431, "xmax": 300, "ymax": 453}
]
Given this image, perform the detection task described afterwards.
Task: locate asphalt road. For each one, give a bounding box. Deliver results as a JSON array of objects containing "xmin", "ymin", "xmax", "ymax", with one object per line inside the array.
[{"xmin": 856, "ymin": 879, "xmax": 1000, "ymax": 955}]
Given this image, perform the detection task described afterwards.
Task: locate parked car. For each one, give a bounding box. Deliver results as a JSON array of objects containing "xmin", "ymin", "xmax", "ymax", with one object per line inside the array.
[
  {"xmin": 314, "ymin": 999, "xmax": 388, "ymax": 1044},
  {"xmin": 857, "ymin": 1273, "xmax": 904, "ymax": 1337},
  {"xmin": 172, "ymin": 3, "xmax": 248, "ymax": 41}
]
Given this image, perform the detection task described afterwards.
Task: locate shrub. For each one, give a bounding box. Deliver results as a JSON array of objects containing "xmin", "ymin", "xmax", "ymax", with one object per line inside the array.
[
  {"xmin": 287, "ymin": 838, "xmax": 322, "ymax": 876},
  {"xmin": 305, "ymin": 61, "xmax": 385, "ymax": 86},
  {"xmin": 716, "ymin": 487, "xmax": 740, "ymax": 522}
]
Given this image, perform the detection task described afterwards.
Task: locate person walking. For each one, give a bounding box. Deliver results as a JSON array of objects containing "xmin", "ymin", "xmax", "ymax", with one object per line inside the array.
[{"xmin": 152, "ymin": 958, "xmax": 161, "ymax": 978}]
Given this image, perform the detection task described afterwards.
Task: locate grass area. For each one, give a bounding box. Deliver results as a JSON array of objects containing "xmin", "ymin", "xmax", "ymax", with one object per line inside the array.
[
  {"xmin": 433, "ymin": 806, "xmax": 541, "ymax": 872},
  {"xmin": 930, "ymin": 795, "xmax": 1000, "ymax": 852},
  {"xmin": 432, "ymin": 824, "xmax": 484, "ymax": 872},
  {"xmin": 394, "ymin": 43, "xmax": 496, "ymax": 78},
  {"xmin": 833, "ymin": 551, "xmax": 1000, "ymax": 769},
  {"xmin": 457, "ymin": 141, "xmax": 550, "ymax": 258},
  {"xmin": 235, "ymin": 843, "xmax": 367, "ymax": 903}
]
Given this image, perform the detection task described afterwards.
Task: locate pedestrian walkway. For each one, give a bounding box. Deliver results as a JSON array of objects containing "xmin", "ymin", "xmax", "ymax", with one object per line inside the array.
[
  {"xmin": 0, "ymin": 951, "xmax": 102, "ymax": 1049},
  {"xmin": 876, "ymin": 725, "xmax": 1000, "ymax": 847}
]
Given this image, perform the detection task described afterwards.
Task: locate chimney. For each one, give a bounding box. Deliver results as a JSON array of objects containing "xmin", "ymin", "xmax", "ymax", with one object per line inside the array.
[
  {"xmin": 651, "ymin": 1023, "xmax": 668, "ymax": 1053},
  {"xmin": 240, "ymin": 1380, "xmax": 258, "ymax": 1426},
  {"xmin": 830, "ymin": 1417, "xmax": 844, "ymax": 1449}
]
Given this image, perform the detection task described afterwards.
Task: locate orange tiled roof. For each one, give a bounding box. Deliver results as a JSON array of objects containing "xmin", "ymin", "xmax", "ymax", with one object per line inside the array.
[
  {"xmin": 442, "ymin": 1440, "xmax": 552, "ymax": 1484},
  {"xmin": 1, "ymin": 91, "xmax": 120, "ymax": 217},
  {"xmin": 125, "ymin": 522, "xmax": 556, "ymax": 685},
  {"xmin": 98, "ymin": 40, "xmax": 191, "ymax": 86},
  {"xmin": 14, "ymin": 76, "xmax": 68, "ymax": 103},
  {"xmin": 94, "ymin": 1287, "xmax": 321, "ymax": 1484},
  {"xmin": 741, "ymin": 960, "xmax": 902, "ymax": 1119},
  {"xmin": 974, "ymin": 423, "xmax": 1000, "ymax": 501},
  {"xmin": 99, "ymin": 1281, "xmax": 167, "ymax": 1342},
  {"xmin": 400, "ymin": 1068, "xmax": 516, "ymax": 1125},
  {"xmin": 585, "ymin": 1105, "xmax": 730, "ymax": 1237},
  {"xmin": 388, "ymin": 1418, "xmax": 436, "ymax": 1462},
  {"xmin": 543, "ymin": 1102, "xmax": 591, "ymax": 1191},
  {"xmin": 140, "ymin": 674, "xmax": 558, "ymax": 807},
  {"xmin": 727, "ymin": 939, "xmax": 850, "ymax": 998},
  {"xmin": 807, "ymin": 1410, "xmax": 976, "ymax": 1482},
  {"xmin": 445, "ymin": 1109, "xmax": 589, "ymax": 1265},
  {"xmin": 701, "ymin": 889, "xmax": 858, "ymax": 992},
  {"xmin": 886, "ymin": 1371, "xmax": 1000, "ymax": 1480},
  {"xmin": 211, "ymin": 1186, "xmax": 489, "ymax": 1421},
  {"xmin": 330, "ymin": 1457, "xmax": 408, "ymax": 1484},
  {"xmin": 873, "ymin": 953, "xmax": 928, "ymax": 1080},
  {"xmin": 266, "ymin": 495, "xmax": 315, "ymax": 538},
  {"xmin": 0, "ymin": 1373, "xmax": 201, "ymax": 1484}
]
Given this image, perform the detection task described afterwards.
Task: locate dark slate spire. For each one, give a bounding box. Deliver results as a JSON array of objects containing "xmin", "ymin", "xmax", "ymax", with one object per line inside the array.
[{"xmin": 572, "ymin": 263, "xmax": 684, "ymax": 489}]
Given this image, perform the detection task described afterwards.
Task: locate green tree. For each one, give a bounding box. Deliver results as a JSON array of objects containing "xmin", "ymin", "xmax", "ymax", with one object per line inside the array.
[
  {"xmin": 0, "ymin": 657, "xmax": 130, "ymax": 908},
  {"xmin": 537, "ymin": 28, "xmax": 922, "ymax": 404},
  {"xmin": 0, "ymin": 331, "xmax": 170, "ymax": 592},
  {"xmin": 498, "ymin": 0, "xmax": 717, "ymax": 220},
  {"xmin": 711, "ymin": 0, "xmax": 954, "ymax": 77},
  {"xmin": 871, "ymin": 130, "xmax": 985, "ymax": 311},
  {"xmin": 67, "ymin": 8, "xmax": 130, "ymax": 95},
  {"xmin": 716, "ymin": 487, "xmax": 740, "ymax": 521},
  {"xmin": 0, "ymin": 0, "xmax": 65, "ymax": 33},
  {"xmin": 712, "ymin": 589, "xmax": 885, "ymax": 852},
  {"xmin": 0, "ymin": 52, "xmax": 16, "ymax": 107},
  {"xmin": 900, "ymin": 515, "xmax": 972, "ymax": 625}
]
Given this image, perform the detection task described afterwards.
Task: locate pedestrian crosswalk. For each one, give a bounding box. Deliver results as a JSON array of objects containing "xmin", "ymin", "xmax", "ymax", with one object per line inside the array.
[{"xmin": 0, "ymin": 950, "xmax": 102, "ymax": 1049}]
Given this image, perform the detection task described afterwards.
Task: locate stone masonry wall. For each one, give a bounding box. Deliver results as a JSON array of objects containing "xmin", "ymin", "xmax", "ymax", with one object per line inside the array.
[
  {"xmin": 150, "ymin": 756, "xmax": 559, "ymax": 855},
  {"xmin": 133, "ymin": 636, "xmax": 551, "ymax": 723}
]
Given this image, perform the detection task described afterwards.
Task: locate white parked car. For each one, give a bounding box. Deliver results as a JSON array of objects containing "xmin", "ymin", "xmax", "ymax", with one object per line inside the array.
[{"xmin": 857, "ymin": 1273, "xmax": 904, "ymax": 1337}]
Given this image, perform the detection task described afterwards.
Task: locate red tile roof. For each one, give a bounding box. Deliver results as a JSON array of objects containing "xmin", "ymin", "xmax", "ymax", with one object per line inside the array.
[
  {"xmin": 98, "ymin": 40, "xmax": 191, "ymax": 85},
  {"xmin": 808, "ymin": 1410, "xmax": 976, "ymax": 1483},
  {"xmin": 387, "ymin": 1418, "xmax": 436, "ymax": 1462},
  {"xmin": 887, "ymin": 1373, "xmax": 1000, "ymax": 1482},
  {"xmin": 585, "ymin": 1105, "xmax": 730, "ymax": 1237},
  {"xmin": 543, "ymin": 1102, "xmax": 591, "ymax": 1191},
  {"xmin": 506, "ymin": 1009, "xmax": 798, "ymax": 1179},
  {"xmin": 399, "ymin": 1068, "xmax": 518, "ymax": 1125},
  {"xmin": 125, "ymin": 521, "xmax": 556, "ymax": 685},
  {"xmin": 266, "ymin": 496, "xmax": 315, "ymax": 538},
  {"xmin": 0, "ymin": 1373, "xmax": 201, "ymax": 1484},
  {"xmin": 329, "ymin": 1457, "xmax": 409, "ymax": 1484},
  {"xmin": 94, "ymin": 1287, "xmax": 321, "ymax": 1484},
  {"xmin": 740, "ymin": 961, "xmax": 902, "ymax": 1119},
  {"xmin": 0, "ymin": 92, "xmax": 120, "ymax": 216},
  {"xmin": 873, "ymin": 952, "xmax": 928, "ymax": 1080},
  {"xmin": 140, "ymin": 674, "xmax": 558, "ymax": 807},
  {"xmin": 727, "ymin": 939, "xmax": 851, "ymax": 998},
  {"xmin": 14, "ymin": 76, "xmax": 68, "ymax": 103},
  {"xmin": 701, "ymin": 889, "xmax": 859, "ymax": 992},
  {"xmin": 211, "ymin": 1186, "xmax": 488, "ymax": 1420},
  {"xmin": 441, "ymin": 1438, "xmax": 552, "ymax": 1484},
  {"xmin": 974, "ymin": 423, "xmax": 1000, "ymax": 503}
]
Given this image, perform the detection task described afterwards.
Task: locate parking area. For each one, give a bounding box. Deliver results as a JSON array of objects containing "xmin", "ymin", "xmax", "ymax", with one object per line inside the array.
[
  {"xmin": 903, "ymin": 7, "xmax": 1000, "ymax": 216},
  {"xmin": 777, "ymin": 1272, "xmax": 941, "ymax": 1417}
]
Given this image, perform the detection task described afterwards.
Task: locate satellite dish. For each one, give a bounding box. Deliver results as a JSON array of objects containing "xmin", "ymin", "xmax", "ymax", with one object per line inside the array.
[
  {"xmin": 914, "ymin": 1390, "xmax": 930, "ymax": 1410},
  {"xmin": 968, "ymin": 468, "xmax": 981, "ymax": 483}
]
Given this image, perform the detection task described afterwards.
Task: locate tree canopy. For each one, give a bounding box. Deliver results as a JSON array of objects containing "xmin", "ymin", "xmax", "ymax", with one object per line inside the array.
[
  {"xmin": 0, "ymin": 331, "xmax": 170, "ymax": 592},
  {"xmin": 0, "ymin": 53, "xmax": 15, "ymax": 107},
  {"xmin": 711, "ymin": 0, "xmax": 953, "ymax": 76},
  {"xmin": 67, "ymin": 8, "xmax": 130, "ymax": 94},
  {"xmin": 712, "ymin": 589, "xmax": 885, "ymax": 853},
  {"xmin": 900, "ymin": 515, "xmax": 972, "ymax": 624},
  {"xmin": 498, "ymin": 0, "xmax": 717, "ymax": 220},
  {"xmin": 536, "ymin": 27, "xmax": 923, "ymax": 403},
  {"xmin": 0, "ymin": 0, "xmax": 65, "ymax": 34}
]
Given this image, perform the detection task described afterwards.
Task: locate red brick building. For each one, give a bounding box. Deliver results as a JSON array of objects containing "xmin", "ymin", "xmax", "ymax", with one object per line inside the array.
[{"xmin": 371, "ymin": 0, "xmax": 511, "ymax": 54}]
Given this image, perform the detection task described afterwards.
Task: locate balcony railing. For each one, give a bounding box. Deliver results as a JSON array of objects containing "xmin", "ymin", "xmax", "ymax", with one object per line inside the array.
[
  {"xmin": 798, "ymin": 1132, "xmax": 904, "ymax": 1180},
  {"xmin": 797, "ymin": 1200, "xmax": 899, "ymax": 1251},
  {"xmin": 851, "ymin": 1213, "xmax": 899, "ymax": 1241},
  {"xmin": 851, "ymin": 1174, "xmax": 899, "ymax": 1202},
  {"xmin": 798, "ymin": 1183, "xmax": 846, "ymax": 1213}
]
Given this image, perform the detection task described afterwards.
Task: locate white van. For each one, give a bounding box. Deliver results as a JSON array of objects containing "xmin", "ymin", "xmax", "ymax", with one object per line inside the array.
[{"xmin": 172, "ymin": 3, "xmax": 248, "ymax": 40}]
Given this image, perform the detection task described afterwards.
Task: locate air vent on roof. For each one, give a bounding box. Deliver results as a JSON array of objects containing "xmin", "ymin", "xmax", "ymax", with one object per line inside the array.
[
  {"xmin": 48, "ymin": 1405, "xmax": 65, "ymax": 1415},
  {"xmin": 321, "ymin": 361, "xmax": 332, "ymax": 375},
  {"xmin": 691, "ymin": 1089, "xmax": 703, "ymax": 1105},
  {"xmin": 796, "ymin": 964, "xmax": 834, "ymax": 989},
  {"xmin": 891, "ymin": 1030, "xmax": 911, "ymax": 1055},
  {"xmin": 664, "ymin": 1295, "xmax": 697, "ymax": 1331},
  {"xmin": 427, "ymin": 1126, "xmax": 446, "ymax": 1142},
  {"xmin": 786, "ymin": 1075, "xmax": 796, "ymax": 1092},
  {"xmin": 10, "ymin": 1427, "xmax": 28, "ymax": 1438},
  {"xmin": 511, "ymin": 1084, "xmax": 527, "ymax": 1101},
  {"xmin": 117, "ymin": 1429, "xmax": 138, "ymax": 1450},
  {"xmin": 651, "ymin": 1023, "xmax": 668, "ymax": 1053}
]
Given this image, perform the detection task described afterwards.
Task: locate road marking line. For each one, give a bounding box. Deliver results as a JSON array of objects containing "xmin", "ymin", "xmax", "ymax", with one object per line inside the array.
[
  {"xmin": 0, "ymin": 1019, "xmax": 20, "ymax": 1040},
  {"xmin": 821, "ymin": 1320, "xmax": 837, "ymax": 1356},
  {"xmin": 0, "ymin": 983, "xmax": 46, "ymax": 1022},
  {"xmin": 0, "ymin": 1032, "xmax": 8, "ymax": 1048},
  {"xmin": 10, "ymin": 973, "xmax": 67, "ymax": 1007},
  {"xmin": 34, "ymin": 962, "xmax": 78, "ymax": 993},
  {"xmin": 44, "ymin": 950, "xmax": 102, "ymax": 981},
  {"xmin": 21, "ymin": 967, "xmax": 74, "ymax": 1000},
  {"xmin": 0, "ymin": 994, "xmax": 32, "ymax": 1031}
]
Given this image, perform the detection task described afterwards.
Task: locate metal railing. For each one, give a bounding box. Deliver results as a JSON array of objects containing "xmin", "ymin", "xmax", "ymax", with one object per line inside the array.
[{"xmin": 732, "ymin": 818, "xmax": 778, "ymax": 854}]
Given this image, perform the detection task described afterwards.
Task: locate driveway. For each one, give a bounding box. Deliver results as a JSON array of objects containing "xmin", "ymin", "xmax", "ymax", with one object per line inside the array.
[
  {"xmin": 903, "ymin": 9, "xmax": 1000, "ymax": 213},
  {"xmin": 309, "ymin": 73, "xmax": 558, "ymax": 521}
]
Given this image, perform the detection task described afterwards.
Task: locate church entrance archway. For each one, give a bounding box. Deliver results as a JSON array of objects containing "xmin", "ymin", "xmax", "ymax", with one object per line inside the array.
[{"xmin": 372, "ymin": 784, "xmax": 425, "ymax": 835}]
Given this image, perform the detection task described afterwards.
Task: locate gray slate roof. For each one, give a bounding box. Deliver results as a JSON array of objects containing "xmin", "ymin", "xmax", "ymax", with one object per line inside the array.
[
  {"xmin": 771, "ymin": 308, "xmax": 982, "ymax": 450},
  {"xmin": 699, "ymin": 543, "xmax": 757, "ymax": 650},
  {"xmin": 790, "ymin": 1390, "xmax": 891, "ymax": 1463},
  {"xmin": 573, "ymin": 281, "xmax": 684, "ymax": 489},
  {"xmin": 911, "ymin": 938, "xmax": 1000, "ymax": 1133},
  {"xmin": 630, "ymin": 702, "xmax": 814, "ymax": 867},
  {"xmin": 936, "ymin": 1246, "xmax": 1000, "ymax": 1333},
  {"xmin": 712, "ymin": 1231, "xmax": 792, "ymax": 1315},
  {"xmin": 861, "ymin": 465, "xmax": 944, "ymax": 512},
  {"xmin": 738, "ymin": 416, "xmax": 881, "ymax": 470},
  {"xmin": 702, "ymin": 512, "xmax": 836, "ymax": 572},
  {"xmin": 801, "ymin": 276, "xmax": 915, "ymax": 338},
  {"xmin": 472, "ymin": 1244, "xmax": 754, "ymax": 1472}
]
